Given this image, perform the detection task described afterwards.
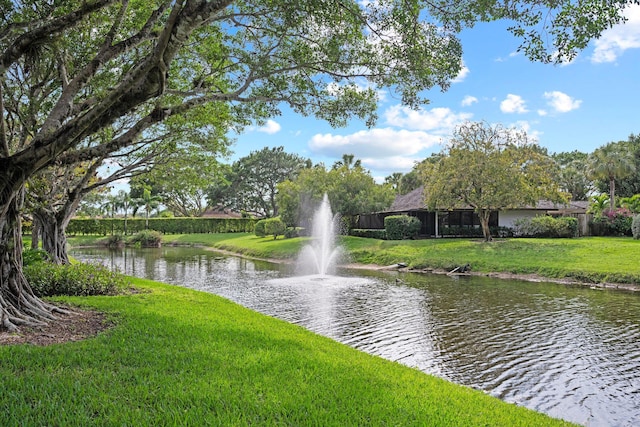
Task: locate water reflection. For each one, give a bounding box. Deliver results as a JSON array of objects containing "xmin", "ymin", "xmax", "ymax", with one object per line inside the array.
[{"xmin": 71, "ymin": 247, "xmax": 640, "ymax": 427}]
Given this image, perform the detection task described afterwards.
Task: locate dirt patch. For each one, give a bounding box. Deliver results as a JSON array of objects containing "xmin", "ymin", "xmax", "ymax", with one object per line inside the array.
[{"xmin": 0, "ymin": 307, "xmax": 112, "ymax": 346}]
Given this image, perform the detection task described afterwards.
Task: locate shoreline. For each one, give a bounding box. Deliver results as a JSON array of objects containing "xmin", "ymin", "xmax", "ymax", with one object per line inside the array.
[
  {"xmin": 346, "ymin": 262, "xmax": 640, "ymax": 292},
  {"xmin": 196, "ymin": 244, "xmax": 640, "ymax": 293}
]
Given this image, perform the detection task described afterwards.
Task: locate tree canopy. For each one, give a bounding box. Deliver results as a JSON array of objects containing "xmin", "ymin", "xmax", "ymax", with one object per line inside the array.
[
  {"xmin": 592, "ymin": 135, "xmax": 640, "ymax": 200},
  {"xmin": 588, "ymin": 142, "xmax": 636, "ymax": 211},
  {"xmin": 276, "ymin": 159, "xmax": 395, "ymax": 229},
  {"xmin": 206, "ymin": 146, "xmax": 310, "ymax": 218},
  {"xmin": 1, "ymin": 0, "xmax": 637, "ymax": 330},
  {"xmin": 420, "ymin": 121, "xmax": 568, "ymax": 241},
  {"xmin": 552, "ymin": 150, "xmax": 593, "ymax": 201}
]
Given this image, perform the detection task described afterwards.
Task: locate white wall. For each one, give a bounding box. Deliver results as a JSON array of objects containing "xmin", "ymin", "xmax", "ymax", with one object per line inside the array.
[{"xmin": 499, "ymin": 210, "xmax": 542, "ymax": 229}]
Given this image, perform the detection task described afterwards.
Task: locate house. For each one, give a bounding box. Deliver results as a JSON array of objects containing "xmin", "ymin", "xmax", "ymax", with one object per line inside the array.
[
  {"xmin": 202, "ymin": 207, "xmax": 243, "ymax": 219},
  {"xmin": 357, "ymin": 186, "xmax": 590, "ymax": 237}
]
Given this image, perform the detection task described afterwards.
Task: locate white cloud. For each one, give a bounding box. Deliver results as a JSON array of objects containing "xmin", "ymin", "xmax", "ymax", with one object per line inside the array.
[
  {"xmin": 537, "ymin": 109, "xmax": 548, "ymax": 116},
  {"xmin": 258, "ymin": 119, "xmax": 281, "ymax": 134},
  {"xmin": 384, "ymin": 105, "xmax": 472, "ymax": 132},
  {"xmin": 543, "ymin": 91, "xmax": 582, "ymax": 113},
  {"xmin": 591, "ymin": 4, "xmax": 640, "ymax": 63},
  {"xmin": 461, "ymin": 95, "xmax": 478, "ymax": 107},
  {"xmin": 500, "ymin": 94, "xmax": 528, "ymax": 114},
  {"xmin": 307, "ymin": 104, "xmax": 475, "ymax": 175},
  {"xmin": 363, "ymin": 156, "xmax": 423, "ymax": 175},
  {"xmin": 309, "ymin": 128, "xmax": 442, "ymax": 159}
]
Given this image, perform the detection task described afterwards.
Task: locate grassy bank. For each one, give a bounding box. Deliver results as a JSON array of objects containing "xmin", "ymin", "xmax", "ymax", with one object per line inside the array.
[
  {"xmin": 157, "ymin": 233, "xmax": 640, "ymax": 285},
  {"xmin": 1, "ymin": 278, "xmax": 574, "ymax": 426},
  {"xmin": 67, "ymin": 233, "xmax": 640, "ymax": 283}
]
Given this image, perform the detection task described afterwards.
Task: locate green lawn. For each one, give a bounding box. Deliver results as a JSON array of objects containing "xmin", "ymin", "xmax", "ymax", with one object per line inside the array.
[
  {"xmin": 157, "ymin": 233, "xmax": 640, "ymax": 285},
  {"xmin": 1, "ymin": 278, "xmax": 575, "ymax": 426}
]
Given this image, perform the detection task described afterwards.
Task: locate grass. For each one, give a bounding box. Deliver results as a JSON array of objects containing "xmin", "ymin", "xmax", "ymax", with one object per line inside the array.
[
  {"xmin": 341, "ymin": 236, "xmax": 640, "ymax": 284},
  {"xmin": 0, "ymin": 278, "xmax": 576, "ymax": 426},
  {"xmin": 153, "ymin": 233, "xmax": 640, "ymax": 284}
]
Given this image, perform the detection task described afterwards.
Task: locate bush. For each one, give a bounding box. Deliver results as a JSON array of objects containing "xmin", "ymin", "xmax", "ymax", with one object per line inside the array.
[
  {"xmin": 591, "ymin": 208, "xmax": 633, "ymax": 236},
  {"xmin": 632, "ymin": 215, "xmax": 640, "ymax": 239},
  {"xmin": 440, "ymin": 226, "xmax": 482, "ymax": 237},
  {"xmin": 263, "ymin": 217, "xmax": 286, "ymax": 240},
  {"xmin": 284, "ymin": 227, "xmax": 304, "ymax": 238},
  {"xmin": 254, "ymin": 219, "xmax": 266, "ymax": 237},
  {"xmin": 22, "ymin": 248, "xmax": 50, "ymax": 266},
  {"xmin": 349, "ymin": 229, "xmax": 387, "ymax": 239},
  {"xmin": 127, "ymin": 230, "xmax": 162, "ymax": 247},
  {"xmin": 513, "ymin": 216, "xmax": 577, "ymax": 238},
  {"xmin": 384, "ymin": 215, "xmax": 421, "ymax": 240},
  {"xmin": 24, "ymin": 262, "xmax": 129, "ymax": 297},
  {"xmin": 104, "ymin": 234, "xmax": 125, "ymax": 248}
]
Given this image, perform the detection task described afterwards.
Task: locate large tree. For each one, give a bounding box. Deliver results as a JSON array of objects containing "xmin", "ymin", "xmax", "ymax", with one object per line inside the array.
[
  {"xmin": 552, "ymin": 150, "xmax": 593, "ymax": 201},
  {"xmin": 276, "ymin": 159, "xmax": 395, "ymax": 230},
  {"xmin": 209, "ymin": 146, "xmax": 310, "ymax": 218},
  {"xmin": 0, "ymin": 1, "xmax": 635, "ymax": 330},
  {"xmin": 131, "ymin": 149, "xmax": 224, "ymax": 217},
  {"xmin": 420, "ymin": 121, "xmax": 568, "ymax": 241}
]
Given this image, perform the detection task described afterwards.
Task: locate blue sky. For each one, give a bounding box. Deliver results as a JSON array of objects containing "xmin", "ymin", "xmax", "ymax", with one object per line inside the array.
[{"xmin": 229, "ymin": 5, "xmax": 640, "ymax": 183}]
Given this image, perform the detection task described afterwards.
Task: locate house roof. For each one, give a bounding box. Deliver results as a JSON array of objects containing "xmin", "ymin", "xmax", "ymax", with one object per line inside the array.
[
  {"xmin": 389, "ymin": 186, "xmax": 425, "ymax": 212},
  {"xmin": 387, "ymin": 186, "xmax": 589, "ymax": 213},
  {"xmin": 202, "ymin": 207, "xmax": 243, "ymax": 219}
]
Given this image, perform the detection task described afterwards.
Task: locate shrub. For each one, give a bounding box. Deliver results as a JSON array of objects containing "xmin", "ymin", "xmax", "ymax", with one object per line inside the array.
[
  {"xmin": 127, "ymin": 230, "xmax": 162, "ymax": 247},
  {"xmin": 22, "ymin": 248, "xmax": 50, "ymax": 266},
  {"xmin": 513, "ymin": 216, "xmax": 577, "ymax": 238},
  {"xmin": 263, "ymin": 217, "xmax": 286, "ymax": 240},
  {"xmin": 632, "ymin": 215, "xmax": 640, "ymax": 239},
  {"xmin": 24, "ymin": 262, "xmax": 129, "ymax": 297},
  {"xmin": 254, "ymin": 219, "xmax": 266, "ymax": 237},
  {"xmin": 384, "ymin": 215, "xmax": 421, "ymax": 240},
  {"xmin": 440, "ymin": 226, "xmax": 481, "ymax": 237},
  {"xmin": 591, "ymin": 208, "xmax": 633, "ymax": 236},
  {"xmin": 284, "ymin": 227, "xmax": 304, "ymax": 238},
  {"xmin": 104, "ymin": 233, "xmax": 125, "ymax": 248},
  {"xmin": 349, "ymin": 229, "xmax": 387, "ymax": 239}
]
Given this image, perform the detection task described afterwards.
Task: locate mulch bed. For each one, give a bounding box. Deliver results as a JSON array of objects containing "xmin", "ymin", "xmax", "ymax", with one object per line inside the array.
[{"xmin": 0, "ymin": 307, "xmax": 112, "ymax": 346}]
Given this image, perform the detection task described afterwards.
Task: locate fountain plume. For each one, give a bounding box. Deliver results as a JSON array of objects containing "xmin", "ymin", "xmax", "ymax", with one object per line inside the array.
[{"xmin": 297, "ymin": 194, "xmax": 342, "ymax": 276}]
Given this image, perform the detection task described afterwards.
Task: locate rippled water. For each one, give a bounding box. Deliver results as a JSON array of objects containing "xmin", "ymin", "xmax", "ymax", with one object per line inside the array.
[{"xmin": 71, "ymin": 246, "xmax": 640, "ymax": 426}]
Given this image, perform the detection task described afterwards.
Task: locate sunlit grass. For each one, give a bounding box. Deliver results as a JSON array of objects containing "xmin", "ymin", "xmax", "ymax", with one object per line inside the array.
[{"xmin": 0, "ymin": 278, "xmax": 575, "ymax": 426}]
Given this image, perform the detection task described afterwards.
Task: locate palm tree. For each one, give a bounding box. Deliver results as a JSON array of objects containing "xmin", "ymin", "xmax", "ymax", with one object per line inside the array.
[
  {"xmin": 100, "ymin": 194, "xmax": 119, "ymax": 235},
  {"xmin": 135, "ymin": 187, "xmax": 162, "ymax": 229},
  {"xmin": 332, "ymin": 154, "xmax": 361, "ymax": 170},
  {"xmin": 588, "ymin": 194, "xmax": 610, "ymax": 216},
  {"xmin": 588, "ymin": 143, "xmax": 636, "ymax": 211},
  {"xmin": 115, "ymin": 190, "xmax": 134, "ymax": 235}
]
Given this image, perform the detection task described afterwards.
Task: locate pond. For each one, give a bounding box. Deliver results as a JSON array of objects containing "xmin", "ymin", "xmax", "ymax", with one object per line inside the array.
[{"xmin": 70, "ymin": 246, "xmax": 640, "ymax": 427}]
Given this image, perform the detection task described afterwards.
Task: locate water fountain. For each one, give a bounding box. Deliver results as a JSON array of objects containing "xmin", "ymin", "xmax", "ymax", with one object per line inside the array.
[{"xmin": 296, "ymin": 194, "xmax": 343, "ymax": 277}]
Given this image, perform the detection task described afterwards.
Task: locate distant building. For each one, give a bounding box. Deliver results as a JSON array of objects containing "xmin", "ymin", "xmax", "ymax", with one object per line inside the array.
[{"xmin": 357, "ymin": 186, "xmax": 590, "ymax": 237}]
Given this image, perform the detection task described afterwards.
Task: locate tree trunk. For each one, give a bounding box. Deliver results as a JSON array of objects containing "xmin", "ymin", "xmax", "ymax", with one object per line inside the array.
[
  {"xmin": 0, "ymin": 191, "xmax": 61, "ymax": 332},
  {"xmin": 31, "ymin": 215, "xmax": 40, "ymax": 250},
  {"xmin": 609, "ymin": 178, "xmax": 616, "ymax": 211},
  {"xmin": 35, "ymin": 211, "xmax": 70, "ymax": 265},
  {"xmin": 479, "ymin": 209, "xmax": 493, "ymax": 242}
]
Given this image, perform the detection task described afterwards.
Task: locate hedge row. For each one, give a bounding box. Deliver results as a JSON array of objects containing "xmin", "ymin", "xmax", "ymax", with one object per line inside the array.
[
  {"xmin": 513, "ymin": 216, "xmax": 578, "ymax": 238},
  {"xmin": 65, "ymin": 217, "xmax": 256, "ymax": 235},
  {"xmin": 349, "ymin": 229, "xmax": 387, "ymax": 239}
]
